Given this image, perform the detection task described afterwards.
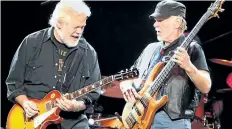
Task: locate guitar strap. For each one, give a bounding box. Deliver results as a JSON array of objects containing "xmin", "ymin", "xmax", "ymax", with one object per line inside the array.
[{"xmin": 58, "ymin": 40, "xmax": 86, "ymax": 93}]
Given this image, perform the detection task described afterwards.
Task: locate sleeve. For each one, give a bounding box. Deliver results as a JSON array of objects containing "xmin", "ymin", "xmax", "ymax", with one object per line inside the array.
[
  {"xmin": 77, "ymin": 51, "xmax": 101, "ymax": 105},
  {"xmin": 131, "ymin": 47, "xmax": 146, "ymax": 70},
  {"xmin": 130, "ymin": 45, "xmax": 149, "ymax": 91},
  {"xmin": 6, "ymin": 37, "xmax": 29, "ymax": 103},
  {"xmin": 190, "ymin": 43, "xmax": 209, "ymax": 72}
]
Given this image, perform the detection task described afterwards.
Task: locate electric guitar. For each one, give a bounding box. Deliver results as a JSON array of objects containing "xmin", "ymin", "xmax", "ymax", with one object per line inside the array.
[
  {"xmin": 120, "ymin": 0, "xmax": 225, "ymax": 129},
  {"xmin": 6, "ymin": 68, "xmax": 139, "ymax": 129}
]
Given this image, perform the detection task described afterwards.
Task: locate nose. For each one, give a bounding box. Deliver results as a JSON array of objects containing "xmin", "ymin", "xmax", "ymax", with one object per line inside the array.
[
  {"xmin": 76, "ymin": 27, "xmax": 84, "ymax": 35},
  {"xmin": 153, "ymin": 20, "xmax": 159, "ymax": 28}
]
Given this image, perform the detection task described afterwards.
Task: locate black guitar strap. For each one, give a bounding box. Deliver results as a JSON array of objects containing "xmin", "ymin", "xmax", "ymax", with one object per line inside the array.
[{"xmin": 58, "ymin": 41, "xmax": 85, "ymax": 93}]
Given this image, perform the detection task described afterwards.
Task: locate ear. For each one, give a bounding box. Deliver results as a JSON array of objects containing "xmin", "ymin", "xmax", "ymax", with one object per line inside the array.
[
  {"xmin": 56, "ymin": 22, "xmax": 62, "ymax": 30},
  {"xmin": 56, "ymin": 19, "xmax": 64, "ymax": 30},
  {"xmin": 175, "ymin": 17, "xmax": 182, "ymax": 29}
]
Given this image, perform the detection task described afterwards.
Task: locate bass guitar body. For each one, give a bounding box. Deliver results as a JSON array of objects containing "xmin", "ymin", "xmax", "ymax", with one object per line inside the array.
[
  {"xmin": 6, "ymin": 90, "xmax": 63, "ymax": 129},
  {"xmin": 120, "ymin": 0, "xmax": 225, "ymax": 128},
  {"xmin": 121, "ymin": 62, "xmax": 168, "ymax": 129}
]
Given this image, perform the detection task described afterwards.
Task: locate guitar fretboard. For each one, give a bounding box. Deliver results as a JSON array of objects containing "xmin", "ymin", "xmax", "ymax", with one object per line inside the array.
[
  {"xmin": 45, "ymin": 76, "xmax": 114, "ymax": 111},
  {"xmin": 65, "ymin": 76, "xmax": 114, "ymax": 99},
  {"xmin": 44, "ymin": 68, "xmax": 139, "ymax": 111}
]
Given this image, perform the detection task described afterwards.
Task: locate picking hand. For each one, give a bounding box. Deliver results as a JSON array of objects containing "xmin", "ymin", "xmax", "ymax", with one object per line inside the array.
[
  {"xmin": 120, "ymin": 80, "xmax": 141, "ymax": 104},
  {"xmin": 23, "ymin": 100, "xmax": 39, "ymax": 118}
]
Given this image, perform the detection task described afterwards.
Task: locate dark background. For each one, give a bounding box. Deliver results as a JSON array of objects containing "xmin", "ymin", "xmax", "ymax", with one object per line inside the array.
[{"xmin": 1, "ymin": 1, "xmax": 232, "ymax": 129}]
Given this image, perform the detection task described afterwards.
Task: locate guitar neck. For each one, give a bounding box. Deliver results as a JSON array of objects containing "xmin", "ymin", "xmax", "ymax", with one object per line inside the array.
[
  {"xmin": 64, "ymin": 76, "xmax": 115, "ymax": 100},
  {"xmin": 148, "ymin": 11, "xmax": 212, "ymax": 96}
]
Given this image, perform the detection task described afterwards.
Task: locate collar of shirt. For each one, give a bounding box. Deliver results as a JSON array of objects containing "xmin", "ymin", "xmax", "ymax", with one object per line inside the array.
[{"xmin": 161, "ymin": 34, "xmax": 186, "ymax": 52}]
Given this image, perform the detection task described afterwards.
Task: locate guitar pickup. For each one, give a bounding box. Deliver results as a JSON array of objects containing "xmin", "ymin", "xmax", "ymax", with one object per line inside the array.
[{"xmin": 135, "ymin": 106, "xmax": 141, "ymax": 116}]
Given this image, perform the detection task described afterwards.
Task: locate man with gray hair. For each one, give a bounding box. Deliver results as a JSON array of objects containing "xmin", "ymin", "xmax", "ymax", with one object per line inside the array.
[
  {"xmin": 6, "ymin": 1, "xmax": 100, "ymax": 129},
  {"xmin": 120, "ymin": 0, "xmax": 211, "ymax": 128}
]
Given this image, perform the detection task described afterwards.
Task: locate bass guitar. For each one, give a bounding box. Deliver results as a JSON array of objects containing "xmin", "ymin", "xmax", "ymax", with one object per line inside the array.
[{"xmin": 120, "ymin": 0, "xmax": 224, "ymax": 129}]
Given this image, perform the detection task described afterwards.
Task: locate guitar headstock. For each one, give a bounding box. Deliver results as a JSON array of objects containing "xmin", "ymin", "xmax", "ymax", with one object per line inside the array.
[
  {"xmin": 208, "ymin": 0, "xmax": 225, "ymax": 19},
  {"xmin": 114, "ymin": 67, "xmax": 139, "ymax": 81}
]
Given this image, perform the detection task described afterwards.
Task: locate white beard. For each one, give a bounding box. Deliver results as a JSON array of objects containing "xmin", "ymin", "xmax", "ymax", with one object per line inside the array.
[
  {"xmin": 57, "ymin": 30, "xmax": 80, "ymax": 48},
  {"xmin": 157, "ymin": 36, "xmax": 163, "ymax": 42},
  {"xmin": 65, "ymin": 39, "xmax": 79, "ymax": 48}
]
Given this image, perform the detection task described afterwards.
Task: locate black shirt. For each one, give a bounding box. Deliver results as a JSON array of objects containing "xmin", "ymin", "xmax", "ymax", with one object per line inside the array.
[
  {"xmin": 50, "ymin": 29, "xmax": 70, "ymax": 83},
  {"xmin": 6, "ymin": 27, "xmax": 101, "ymax": 106}
]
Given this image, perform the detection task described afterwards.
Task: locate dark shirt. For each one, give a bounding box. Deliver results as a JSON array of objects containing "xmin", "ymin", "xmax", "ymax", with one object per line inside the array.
[
  {"xmin": 132, "ymin": 34, "xmax": 209, "ymax": 119},
  {"xmin": 50, "ymin": 29, "xmax": 71, "ymax": 84},
  {"xmin": 133, "ymin": 34, "xmax": 209, "ymax": 88},
  {"xmin": 6, "ymin": 27, "xmax": 101, "ymax": 107}
]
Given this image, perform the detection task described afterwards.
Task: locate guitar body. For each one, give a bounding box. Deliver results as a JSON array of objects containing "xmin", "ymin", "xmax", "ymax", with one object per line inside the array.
[
  {"xmin": 120, "ymin": 1, "xmax": 224, "ymax": 128},
  {"xmin": 121, "ymin": 62, "xmax": 168, "ymax": 129},
  {"xmin": 6, "ymin": 69, "xmax": 140, "ymax": 129},
  {"xmin": 6, "ymin": 90, "xmax": 63, "ymax": 129}
]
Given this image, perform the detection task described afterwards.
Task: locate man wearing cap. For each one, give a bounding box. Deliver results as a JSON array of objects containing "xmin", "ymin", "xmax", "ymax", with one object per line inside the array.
[{"xmin": 120, "ymin": 0, "xmax": 211, "ymax": 128}]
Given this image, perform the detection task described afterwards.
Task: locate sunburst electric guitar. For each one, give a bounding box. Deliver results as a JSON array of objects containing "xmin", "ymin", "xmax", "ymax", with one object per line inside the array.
[
  {"xmin": 6, "ymin": 68, "xmax": 139, "ymax": 129},
  {"xmin": 120, "ymin": 0, "xmax": 225, "ymax": 129}
]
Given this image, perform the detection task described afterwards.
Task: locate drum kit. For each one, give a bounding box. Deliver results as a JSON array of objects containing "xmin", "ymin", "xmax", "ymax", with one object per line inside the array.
[
  {"xmin": 88, "ymin": 58, "xmax": 232, "ymax": 129},
  {"xmin": 192, "ymin": 58, "xmax": 232, "ymax": 129}
]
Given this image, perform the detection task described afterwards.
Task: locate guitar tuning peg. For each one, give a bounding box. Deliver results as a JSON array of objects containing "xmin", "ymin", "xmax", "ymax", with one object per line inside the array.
[
  {"xmin": 220, "ymin": 8, "xmax": 225, "ymax": 12},
  {"xmin": 216, "ymin": 14, "xmax": 220, "ymax": 18}
]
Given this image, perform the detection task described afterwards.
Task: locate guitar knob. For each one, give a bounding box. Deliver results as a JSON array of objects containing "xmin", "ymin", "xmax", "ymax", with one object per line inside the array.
[{"xmin": 88, "ymin": 118, "xmax": 95, "ymax": 125}]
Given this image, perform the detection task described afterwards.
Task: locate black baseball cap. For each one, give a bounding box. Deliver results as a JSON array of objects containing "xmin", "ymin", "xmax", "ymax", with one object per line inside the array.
[{"xmin": 149, "ymin": 0, "xmax": 186, "ymax": 19}]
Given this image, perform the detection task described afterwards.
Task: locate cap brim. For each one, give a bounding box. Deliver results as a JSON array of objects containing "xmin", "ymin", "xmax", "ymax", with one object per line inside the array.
[{"xmin": 149, "ymin": 12, "xmax": 170, "ymax": 20}]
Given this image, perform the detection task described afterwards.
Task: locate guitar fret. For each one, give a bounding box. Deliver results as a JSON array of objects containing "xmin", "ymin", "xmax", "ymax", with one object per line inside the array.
[
  {"xmin": 68, "ymin": 94, "xmax": 71, "ymax": 100},
  {"xmin": 61, "ymin": 70, "xmax": 138, "ymax": 103},
  {"xmin": 73, "ymin": 92, "xmax": 77, "ymax": 98},
  {"xmin": 103, "ymin": 78, "xmax": 107, "ymax": 84},
  {"xmin": 92, "ymin": 84, "xmax": 96, "ymax": 88},
  {"xmin": 107, "ymin": 77, "xmax": 111, "ymax": 83},
  {"xmin": 94, "ymin": 81, "xmax": 100, "ymax": 88},
  {"xmin": 84, "ymin": 87, "xmax": 88, "ymax": 92},
  {"xmin": 78, "ymin": 90, "xmax": 82, "ymax": 95},
  {"xmin": 70, "ymin": 94, "xmax": 73, "ymax": 99},
  {"xmin": 149, "ymin": 60, "xmax": 176, "ymax": 96},
  {"xmin": 140, "ymin": 97, "xmax": 147, "ymax": 108}
]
